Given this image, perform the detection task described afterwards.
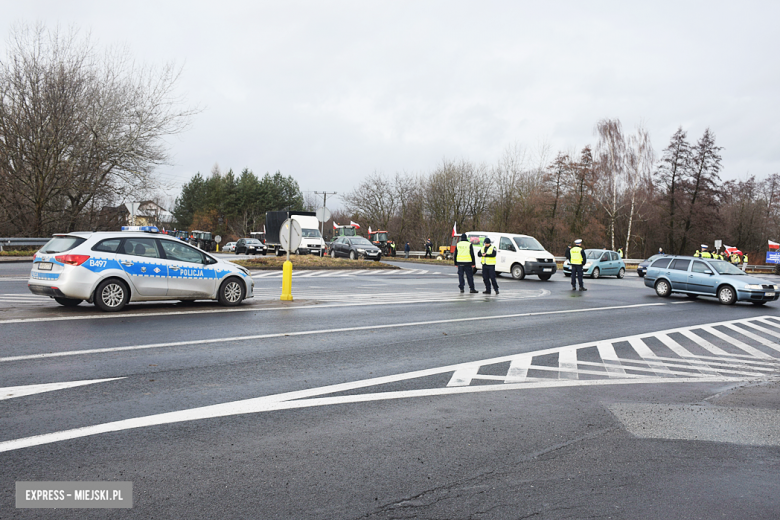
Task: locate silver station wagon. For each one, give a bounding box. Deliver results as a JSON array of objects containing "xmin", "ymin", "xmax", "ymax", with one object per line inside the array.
[{"xmin": 644, "ymin": 255, "xmax": 779, "ymax": 305}]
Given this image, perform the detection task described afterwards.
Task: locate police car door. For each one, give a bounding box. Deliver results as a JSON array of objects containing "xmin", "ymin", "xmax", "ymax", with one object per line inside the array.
[
  {"xmin": 160, "ymin": 239, "xmax": 217, "ymax": 297},
  {"xmin": 116, "ymin": 237, "xmax": 168, "ymax": 296}
]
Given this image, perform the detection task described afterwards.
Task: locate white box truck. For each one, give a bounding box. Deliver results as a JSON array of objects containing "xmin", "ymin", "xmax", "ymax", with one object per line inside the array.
[{"xmin": 265, "ymin": 211, "xmax": 326, "ymax": 256}]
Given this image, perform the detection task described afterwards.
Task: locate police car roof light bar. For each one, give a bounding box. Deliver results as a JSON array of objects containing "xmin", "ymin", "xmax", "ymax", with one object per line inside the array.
[{"xmin": 121, "ymin": 226, "xmax": 159, "ymax": 233}]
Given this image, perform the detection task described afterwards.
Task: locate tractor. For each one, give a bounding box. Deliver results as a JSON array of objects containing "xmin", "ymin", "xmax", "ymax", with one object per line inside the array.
[{"xmin": 368, "ymin": 230, "xmax": 391, "ymax": 255}]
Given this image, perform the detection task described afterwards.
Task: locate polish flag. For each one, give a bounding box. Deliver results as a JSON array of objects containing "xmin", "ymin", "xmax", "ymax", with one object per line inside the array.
[
  {"xmin": 724, "ymin": 245, "xmax": 742, "ymax": 255},
  {"xmin": 452, "ymin": 222, "xmax": 457, "ymax": 237},
  {"xmin": 350, "ymin": 220, "xmax": 360, "ymax": 229},
  {"xmin": 769, "ymin": 240, "xmax": 780, "ymax": 250},
  {"xmin": 333, "ymin": 221, "xmax": 338, "ymax": 229},
  {"xmin": 368, "ymin": 226, "xmax": 372, "ymax": 233}
]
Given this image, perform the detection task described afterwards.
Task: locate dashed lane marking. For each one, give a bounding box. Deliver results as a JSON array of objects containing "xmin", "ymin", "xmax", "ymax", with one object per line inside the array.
[{"xmin": 1, "ymin": 316, "xmax": 778, "ymax": 453}]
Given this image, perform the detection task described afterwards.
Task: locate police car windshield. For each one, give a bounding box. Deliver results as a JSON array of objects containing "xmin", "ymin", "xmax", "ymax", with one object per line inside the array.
[
  {"xmin": 302, "ymin": 229, "xmax": 322, "ymax": 238},
  {"xmin": 513, "ymin": 237, "xmax": 544, "ymax": 250},
  {"xmin": 710, "ymin": 260, "xmax": 746, "ymax": 275},
  {"xmin": 40, "ymin": 236, "xmax": 86, "ymax": 254},
  {"xmin": 585, "ymin": 250, "xmax": 604, "ymax": 259}
]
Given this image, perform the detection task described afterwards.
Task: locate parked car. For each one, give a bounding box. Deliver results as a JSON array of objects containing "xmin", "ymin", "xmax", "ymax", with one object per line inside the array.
[
  {"xmin": 563, "ymin": 249, "xmax": 626, "ymax": 279},
  {"xmin": 222, "ymin": 241, "xmax": 236, "ymax": 253},
  {"xmin": 329, "ymin": 236, "xmax": 382, "ymax": 260},
  {"xmin": 637, "ymin": 254, "xmax": 664, "ymax": 277},
  {"xmin": 235, "ymin": 238, "xmax": 267, "ymax": 255},
  {"xmin": 644, "ymin": 255, "xmax": 780, "ymax": 305}
]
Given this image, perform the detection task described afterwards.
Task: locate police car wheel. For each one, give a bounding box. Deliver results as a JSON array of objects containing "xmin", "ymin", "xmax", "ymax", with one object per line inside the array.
[
  {"xmin": 54, "ymin": 297, "xmax": 82, "ymax": 307},
  {"xmin": 219, "ymin": 278, "xmax": 245, "ymax": 306},
  {"xmin": 95, "ymin": 279, "xmax": 129, "ymax": 312},
  {"xmin": 617, "ymin": 267, "xmax": 625, "ymax": 279}
]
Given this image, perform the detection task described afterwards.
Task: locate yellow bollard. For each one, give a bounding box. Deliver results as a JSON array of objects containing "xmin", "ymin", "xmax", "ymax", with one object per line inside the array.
[{"xmin": 280, "ymin": 260, "xmax": 293, "ymax": 301}]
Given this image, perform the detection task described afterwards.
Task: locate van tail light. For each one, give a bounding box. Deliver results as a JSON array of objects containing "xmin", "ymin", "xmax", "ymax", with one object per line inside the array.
[{"xmin": 55, "ymin": 254, "xmax": 90, "ymax": 266}]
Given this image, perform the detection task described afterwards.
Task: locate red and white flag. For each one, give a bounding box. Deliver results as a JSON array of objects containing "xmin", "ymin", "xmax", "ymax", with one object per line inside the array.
[
  {"xmin": 350, "ymin": 220, "xmax": 360, "ymax": 229},
  {"xmin": 368, "ymin": 226, "xmax": 372, "ymax": 234},
  {"xmin": 333, "ymin": 221, "xmax": 338, "ymax": 229},
  {"xmin": 452, "ymin": 222, "xmax": 457, "ymax": 237},
  {"xmin": 724, "ymin": 245, "xmax": 739, "ymax": 255},
  {"xmin": 769, "ymin": 240, "xmax": 780, "ymax": 250}
]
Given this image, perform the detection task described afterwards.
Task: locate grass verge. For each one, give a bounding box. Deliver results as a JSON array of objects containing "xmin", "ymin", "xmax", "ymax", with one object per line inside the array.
[
  {"xmin": 231, "ymin": 255, "xmax": 400, "ymax": 270},
  {"xmin": 0, "ymin": 250, "xmax": 36, "ymax": 256}
]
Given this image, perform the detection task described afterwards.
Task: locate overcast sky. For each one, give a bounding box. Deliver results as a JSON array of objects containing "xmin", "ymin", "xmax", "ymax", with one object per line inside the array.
[{"xmin": 4, "ymin": 1, "xmax": 780, "ymax": 208}]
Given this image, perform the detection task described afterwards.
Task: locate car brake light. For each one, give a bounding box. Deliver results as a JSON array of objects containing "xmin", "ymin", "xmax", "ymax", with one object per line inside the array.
[{"xmin": 55, "ymin": 254, "xmax": 90, "ymax": 266}]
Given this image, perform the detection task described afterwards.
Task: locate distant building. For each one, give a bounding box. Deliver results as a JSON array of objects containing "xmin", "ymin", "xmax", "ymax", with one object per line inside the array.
[{"xmin": 101, "ymin": 201, "xmax": 174, "ymax": 228}]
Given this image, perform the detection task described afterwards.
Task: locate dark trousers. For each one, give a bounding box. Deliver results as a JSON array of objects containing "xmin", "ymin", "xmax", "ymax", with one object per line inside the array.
[
  {"xmin": 424, "ymin": 248, "xmax": 432, "ymax": 258},
  {"xmin": 458, "ymin": 264, "xmax": 475, "ymax": 290},
  {"xmin": 571, "ymin": 264, "xmax": 584, "ymax": 288},
  {"xmin": 482, "ymin": 265, "xmax": 498, "ymax": 292}
]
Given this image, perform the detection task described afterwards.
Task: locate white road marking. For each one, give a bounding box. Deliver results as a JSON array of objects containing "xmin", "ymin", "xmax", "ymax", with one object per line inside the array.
[
  {"xmin": 0, "ymin": 287, "xmax": 549, "ymax": 324},
  {"xmin": 0, "ymin": 378, "xmax": 124, "ymax": 401},
  {"xmin": 3, "ymin": 314, "xmax": 778, "ymax": 453},
  {"xmin": 0, "ymin": 302, "xmax": 668, "ymax": 362}
]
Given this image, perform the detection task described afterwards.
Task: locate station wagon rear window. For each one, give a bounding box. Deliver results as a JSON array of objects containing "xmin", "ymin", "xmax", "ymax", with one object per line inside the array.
[
  {"xmin": 39, "ymin": 236, "xmax": 86, "ymax": 254},
  {"xmin": 650, "ymin": 257, "xmax": 672, "ymax": 269},
  {"xmin": 92, "ymin": 238, "xmax": 122, "ymax": 253}
]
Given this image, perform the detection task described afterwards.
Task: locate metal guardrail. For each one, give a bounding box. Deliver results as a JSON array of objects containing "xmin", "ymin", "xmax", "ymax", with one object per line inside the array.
[{"xmin": 0, "ymin": 237, "xmax": 49, "ymax": 252}]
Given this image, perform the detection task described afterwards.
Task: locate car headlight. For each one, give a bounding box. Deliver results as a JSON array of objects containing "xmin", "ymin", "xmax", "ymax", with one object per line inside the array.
[
  {"xmin": 357, "ymin": 248, "xmax": 366, "ymax": 253},
  {"xmin": 584, "ymin": 262, "xmax": 592, "ymax": 268},
  {"xmin": 563, "ymin": 261, "xmax": 569, "ymax": 266},
  {"xmin": 775, "ymin": 285, "xmax": 780, "ymax": 290},
  {"xmin": 744, "ymin": 284, "xmax": 763, "ymax": 290}
]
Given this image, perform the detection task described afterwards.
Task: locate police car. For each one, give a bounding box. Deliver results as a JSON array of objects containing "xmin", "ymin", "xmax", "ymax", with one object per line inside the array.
[{"xmin": 28, "ymin": 226, "xmax": 254, "ymax": 312}]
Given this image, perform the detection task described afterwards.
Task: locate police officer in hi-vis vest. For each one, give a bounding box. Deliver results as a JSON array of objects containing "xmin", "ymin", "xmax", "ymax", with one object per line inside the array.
[
  {"xmin": 567, "ymin": 239, "xmax": 587, "ymax": 291},
  {"xmin": 477, "ymin": 237, "xmax": 499, "ymax": 295},
  {"xmin": 454, "ymin": 233, "xmax": 478, "ymax": 293}
]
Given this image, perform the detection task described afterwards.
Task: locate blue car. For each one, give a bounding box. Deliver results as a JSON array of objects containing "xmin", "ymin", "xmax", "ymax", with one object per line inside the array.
[
  {"xmin": 563, "ymin": 249, "xmax": 626, "ymax": 279},
  {"xmin": 644, "ymin": 255, "xmax": 780, "ymax": 305},
  {"xmin": 637, "ymin": 254, "xmax": 665, "ymax": 277}
]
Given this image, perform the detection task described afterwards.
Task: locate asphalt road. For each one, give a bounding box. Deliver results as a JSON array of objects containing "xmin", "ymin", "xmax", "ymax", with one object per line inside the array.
[{"xmin": 2, "ymin": 259, "xmax": 780, "ymax": 519}]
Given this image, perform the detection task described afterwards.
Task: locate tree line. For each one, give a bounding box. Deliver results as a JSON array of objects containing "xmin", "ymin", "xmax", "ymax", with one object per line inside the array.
[
  {"xmin": 342, "ymin": 119, "xmax": 779, "ymax": 260},
  {"xmin": 171, "ymin": 166, "xmax": 304, "ymax": 238}
]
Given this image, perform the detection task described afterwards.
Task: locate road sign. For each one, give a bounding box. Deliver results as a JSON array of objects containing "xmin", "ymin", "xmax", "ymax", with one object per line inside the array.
[
  {"xmin": 315, "ymin": 206, "xmax": 332, "ymax": 223},
  {"xmin": 714, "ymin": 240, "xmax": 722, "ymax": 249},
  {"xmin": 279, "ymin": 219, "xmax": 302, "ymax": 253},
  {"xmin": 766, "ymin": 252, "xmax": 780, "ymax": 264},
  {"xmin": 215, "ymin": 235, "xmax": 222, "ymax": 244}
]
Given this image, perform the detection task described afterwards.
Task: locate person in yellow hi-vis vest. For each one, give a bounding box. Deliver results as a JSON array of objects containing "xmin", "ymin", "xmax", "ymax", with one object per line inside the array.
[
  {"xmin": 477, "ymin": 237, "xmax": 499, "ymax": 295},
  {"xmin": 454, "ymin": 233, "xmax": 478, "ymax": 293},
  {"xmin": 566, "ymin": 239, "xmax": 587, "ymax": 291}
]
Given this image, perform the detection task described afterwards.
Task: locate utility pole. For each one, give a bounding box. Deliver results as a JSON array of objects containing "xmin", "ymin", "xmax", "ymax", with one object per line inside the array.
[{"xmin": 314, "ymin": 191, "xmax": 337, "ymax": 241}]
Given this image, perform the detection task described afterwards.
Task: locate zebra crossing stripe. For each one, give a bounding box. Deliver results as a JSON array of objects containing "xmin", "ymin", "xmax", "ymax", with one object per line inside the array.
[
  {"xmin": 677, "ymin": 329, "xmax": 731, "ymax": 357},
  {"xmin": 505, "ymin": 355, "xmax": 532, "ymax": 383},
  {"xmin": 699, "ymin": 326, "xmax": 774, "ymax": 359},
  {"xmin": 558, "ymin": 348, "xmax": 579, "ymax": 380},
  {"xmin": 722, "ymin": 323, "xmax": 780, "ymax": 353}
]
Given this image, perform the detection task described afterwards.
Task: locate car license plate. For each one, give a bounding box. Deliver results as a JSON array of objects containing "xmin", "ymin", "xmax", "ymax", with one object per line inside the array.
[
  {"xmin": 543, "ymin": 268, "xmax": 552, "ymax": 272},
  {"xmin": 766, "ymin": 292, "xmax": 775, "ymax": 297},
  {"xmin": 38, "ymin": 262, "xmax": 52, "ymax": 271}
]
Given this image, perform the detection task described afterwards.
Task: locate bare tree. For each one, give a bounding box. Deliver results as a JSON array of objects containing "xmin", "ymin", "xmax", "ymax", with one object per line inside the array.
[
  {"xmin": 623, "ymin": 125, "xmax": 654, "ymax": 257},
  {"xmin": 342, "ymin": 171, "xmax": 397, "ymax": 231},
  {"xmin": 0, "ymin": 23, "xmax": 197, "ymax": 236},
  {"xmin": 594, "ymin": 119, "xmax": 627, "ymax": 250}
]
